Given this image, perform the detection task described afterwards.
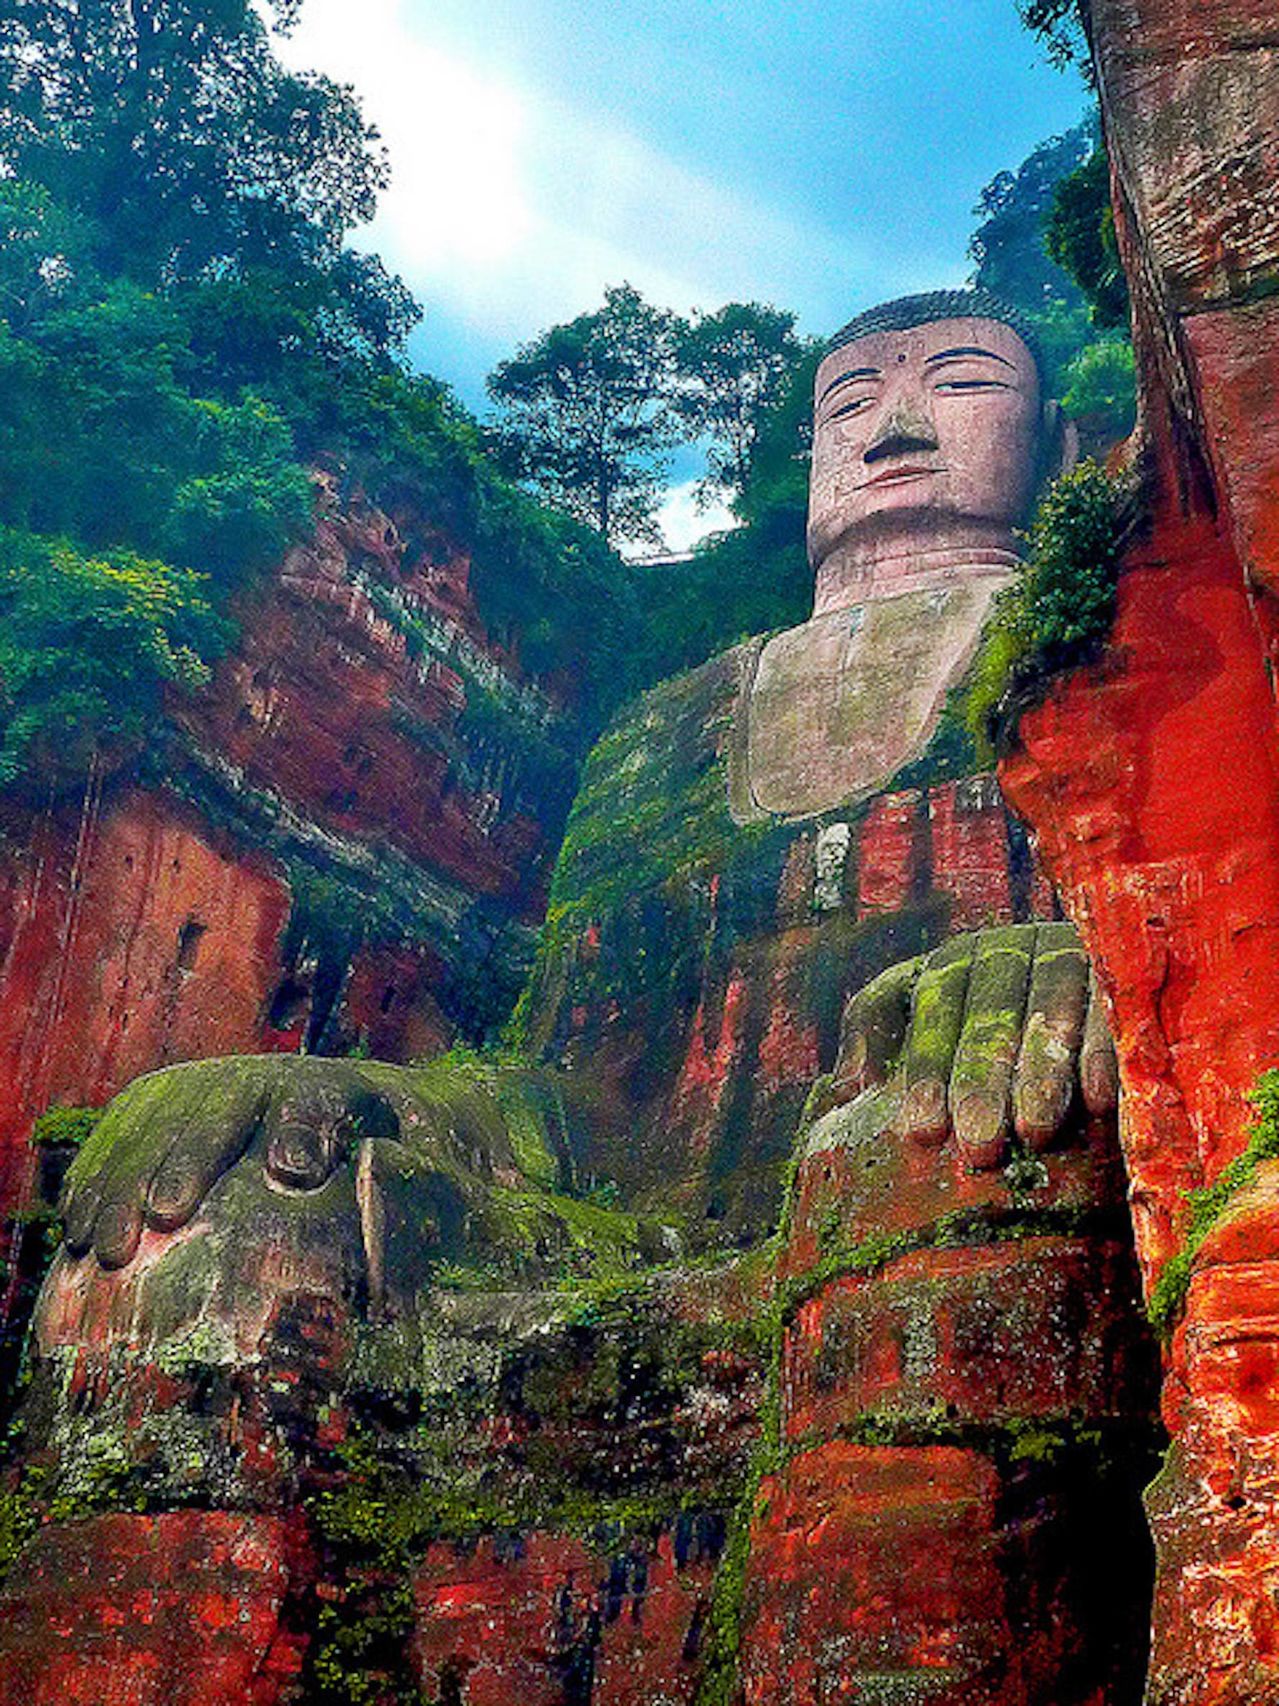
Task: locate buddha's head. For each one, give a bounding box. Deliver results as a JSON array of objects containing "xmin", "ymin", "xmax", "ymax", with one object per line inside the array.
[{"xmin": 808, "ymin": 290, "xmax": 1065, "ymax": 615}]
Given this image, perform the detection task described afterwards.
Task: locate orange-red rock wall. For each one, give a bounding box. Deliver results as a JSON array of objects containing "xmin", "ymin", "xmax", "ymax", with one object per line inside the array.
[
  {"xmin": 0, "ymin": 789, "xmax": 290, "ymax": 1217},
  {"xmin": 996, "ymin": 3, "xmax": 1279, "ymax": 1697},
  {"xmin": 0, "ymin": 1512, "xmax": 309, "ymax": 1706}
]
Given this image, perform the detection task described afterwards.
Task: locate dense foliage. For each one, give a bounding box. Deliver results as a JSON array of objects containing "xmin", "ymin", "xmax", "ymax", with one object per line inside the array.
[
  {"xmin": 488, "ymin": 291, "xmax": 803, "ymax": 548},
  {"xmin": 969, "ymin": 117, "xmax": 1134, "ymax": 444},
  {"xmin": 0, "ymin": 0, "xmax": 644, "ymax": 790},
  {"xmin": 1005, "ymin": 459, "xmax": 1129, "ymax": 656},
  {"xmin": 1045, "ymin": 146, "xmax": 1130, "ymax": 329},
  {"xmin": 0, "ymin": 0, "xmax": 415, "ymax": 363},
  {"xmin": 672, "ymin": 303, "xmax": 803, "ymax": 503},
  {"xmin": 0, "ymin": 528, "xmax": 220, "ymax": 785}
]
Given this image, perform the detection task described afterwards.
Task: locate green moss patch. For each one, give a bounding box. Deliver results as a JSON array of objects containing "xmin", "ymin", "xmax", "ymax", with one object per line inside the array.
[{"xmin": 1148, "ymin": 1069, "xmax": 1279, "ymax": 1339}]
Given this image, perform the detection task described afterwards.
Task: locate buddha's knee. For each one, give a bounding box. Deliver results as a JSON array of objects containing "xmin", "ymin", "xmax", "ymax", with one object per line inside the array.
[{"xmin": 737, "ymin": 927, "xmax": 1157, "ymax": 1705}]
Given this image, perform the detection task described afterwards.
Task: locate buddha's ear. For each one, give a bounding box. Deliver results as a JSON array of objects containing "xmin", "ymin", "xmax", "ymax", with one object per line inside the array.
[{"xmin": 1040, "ymin": 400, "xmax": 1080, "ymax": 485}]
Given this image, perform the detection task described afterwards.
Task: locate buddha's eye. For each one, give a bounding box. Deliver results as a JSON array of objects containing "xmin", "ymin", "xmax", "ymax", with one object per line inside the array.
[
  {"xmin": 826, "ymin": 395, "xmax": 875, "ymax": 423},
  {"xmin": 933, "ymin": 377, "xmax": 1011, "ymax": 394}
]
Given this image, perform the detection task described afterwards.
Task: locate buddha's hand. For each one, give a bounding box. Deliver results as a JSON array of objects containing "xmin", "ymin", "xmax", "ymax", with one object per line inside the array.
[
  {"xmin": 830, "ymin": 921, "xmax": 1118, "ymax": 1170},
  {"xmin": 61, "ymin": 1056, "xmax": 402, "ymax": 1270}
]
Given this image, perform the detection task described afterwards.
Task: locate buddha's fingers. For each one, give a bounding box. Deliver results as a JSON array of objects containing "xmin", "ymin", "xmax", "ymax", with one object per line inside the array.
[
  {"xmin": 897, "ymin": 936, "xmax": 975, "ymax": 1147},
  {"xmin": 62, "ymin": 1171, "xmax": 103, "ymax": 1258},
  {"xmin": 1013, "ymin": 923, "xmax": 1090, "ymax": 1152},
  {"xmin": 62, "ymin": 1074, "xmax": 156, "ymax": 1257},
  {"xmin": 262, "ymin": 1070, "xmax": 400, "ymax": 1192},
  {"xmin": 100, "ymin": 1067, "xmax": 264, "ymax": 1265},
  {"xmin": 145, "ymin": 1070, "xmax": 269, "ymax": 1232},
  {"xmin": 833, "ymin": 956, "xmax": 922, "ymax": 1099},
  {"xmin": 1080, "ymin": 970, "xmax": 1120, "ymax": 1118},
  {"xmin": 64, "ymin": 1063, "xmax": 261, "ymax": 1268},
  {"xmin": 949, "ymin": 925, "xmax": 1037, "ymax": 1170}
]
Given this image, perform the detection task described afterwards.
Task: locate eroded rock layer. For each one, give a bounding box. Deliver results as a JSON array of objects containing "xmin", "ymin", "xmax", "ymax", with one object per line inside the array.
[
  {"xmin": 0, "ymin": 479, "xmax": 586, "ymax": 1255},
  {"xmin": 994, "ymin": 2, "xmax": 1279, "ymax": 1698}
]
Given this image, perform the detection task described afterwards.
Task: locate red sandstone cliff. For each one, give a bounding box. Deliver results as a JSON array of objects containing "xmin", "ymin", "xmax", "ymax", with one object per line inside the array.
[
  {"xmin": 997, "ymin": 4, "xmax": 1279, "ymax": 1699},
  {"xmin": 0, "ymin": 475, "xmax": 587, "ymax": 1243}
]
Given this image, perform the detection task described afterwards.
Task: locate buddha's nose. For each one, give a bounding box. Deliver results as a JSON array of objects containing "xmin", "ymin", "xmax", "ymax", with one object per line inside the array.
[{"xmin": 863, "ymin": 398, "xmax": 939, "ymax": 464}]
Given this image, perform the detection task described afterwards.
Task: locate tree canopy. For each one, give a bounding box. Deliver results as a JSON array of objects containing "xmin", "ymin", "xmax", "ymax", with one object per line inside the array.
[
  {"xmin": 487, "ymin": 284, "xmax": 684, "ymax": 549},
  {"xmin": 0, "ymin": 0, "xmax": 417, "ymax": 365},
  {"xmin": 969, "ymin": 114, "xmax": 1134, "ymax": 446},
  {"xmin": 1045, "ymin": 147, "xmax": 1129, "ymax": 329},
  {"xmin": 673, "ymin": 303, "xmax": 803, "ymax": 503},
  {"xmin": 0, "ymin": 0, "xmax": 643, "ymax": 792},
  {"xmin": 487, "ymin": 291, "xmax": 807, "ymax": 547}
]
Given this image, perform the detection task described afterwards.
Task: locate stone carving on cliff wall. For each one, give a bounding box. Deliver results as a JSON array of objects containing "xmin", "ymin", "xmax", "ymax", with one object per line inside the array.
[
  {"xmin": 730, "ymin": 294, "xmax": 1076, "ymax": 820},
  {"xmin": 0, "ymin": 291, "xmax": 1162, "ymax": 1706}
]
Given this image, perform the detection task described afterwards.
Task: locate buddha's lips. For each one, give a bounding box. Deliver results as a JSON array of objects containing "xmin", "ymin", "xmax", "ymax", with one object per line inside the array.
[{"xmin": 858, "ymin": 464, "xmax": 942, "ymax": 489}]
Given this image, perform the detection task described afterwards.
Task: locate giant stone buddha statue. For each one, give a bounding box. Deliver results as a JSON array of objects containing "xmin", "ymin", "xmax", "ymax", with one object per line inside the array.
[
  {"xmin": 738, "ymin": 289, "xmax": 1065, "ymax": 820},
  {"xmin": 0, "ymin": 294, "xmax": 1158, "ymax": 1706}
]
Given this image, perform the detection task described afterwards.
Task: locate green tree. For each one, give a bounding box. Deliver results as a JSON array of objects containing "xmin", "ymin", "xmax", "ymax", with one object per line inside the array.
[
  {"xmin": 634, "ymin": 340, "xmax": 819, "ymax": 678},
  {"xmin": 968, "ymin": 115, "xmax": 1134, "ymax": 441},
  {"xmin": 0, "ymin": 527, "xmax": 222, "ymax": 786},
  {"xmin": 487, "ymin": 284, "xmax": 684, "ymax": 548},
  {"xmin": 968, "ymin": 120, "xmax": 1094, "ymax": 327},
  {"xmin": 0, "ymin": 0, "xmax": 418, "ymax": 366},
  {"xmin": 673, "ymin": 302, "xmax": 802, "ymax": 504},
  {"xmin": 1017, "ymin": 0, "xmax": 1088, "ymax": 70},
  {"xmin": 1046, "ymin": 148, "xmax": 1129, "ymax": 328},
  {"xmin": 1060, "ymin": 339, "xmax": 1136, "ymax": 447},
  {"xmin": 0, "ymin": 281, "xmax": 312, "ymax": 584}
]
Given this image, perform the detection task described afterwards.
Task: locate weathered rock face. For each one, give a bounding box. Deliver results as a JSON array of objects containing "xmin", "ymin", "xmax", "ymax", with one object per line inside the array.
[
  {"xmin": 0, "ymin": 1511, "xmax": 311, "ymax": 1706},
  {"xmin": 0, "ymin": 477, "xmax": 585, "ymax": 1269},
  {"xmin": 0, "ymin": 790, "xmax": 291, "ymax": 1218},
  {"xmin": 0, "ymin": 1051, "xmax": 765, "ymax": 1701},
  {"xmin": 734, "ymin": 928, "xmax": 1161, "ymax": 1706},
  {"xmin": 993, "ymin": 3, "xmax": 1279, "ymax": 1699}
]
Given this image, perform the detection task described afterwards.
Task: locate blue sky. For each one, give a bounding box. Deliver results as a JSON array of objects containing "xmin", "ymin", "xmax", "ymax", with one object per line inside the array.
[{"xmin": 276, "ymin": 0, "xmax": 1087, "ymax": 544}]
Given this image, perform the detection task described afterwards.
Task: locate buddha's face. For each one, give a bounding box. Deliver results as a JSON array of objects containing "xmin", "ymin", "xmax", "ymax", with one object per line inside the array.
[{"xmin": 807, "ymin": 315, "xmax": 1043, "ymax": 586}]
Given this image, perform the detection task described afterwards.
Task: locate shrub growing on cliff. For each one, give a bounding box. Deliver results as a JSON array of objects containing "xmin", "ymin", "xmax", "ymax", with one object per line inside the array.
[
  {"xmin": 31, "ymin": 1106, "xmax": 102, "ymax": 1149},
  {"xmin": 1148, "ymin": 1071, "xmax": 1279, "ymax": 1339},
  {"xmin": 1060, "ymin": 340, "xmax": 1136, "ymax": 445},
  {"xmin": 1010, "ymin": 459, "xmax": 1129, "ymax": 656},
  {"xmin": 0, "ymin": 528, "xmax": 221, "ymax": 785}
]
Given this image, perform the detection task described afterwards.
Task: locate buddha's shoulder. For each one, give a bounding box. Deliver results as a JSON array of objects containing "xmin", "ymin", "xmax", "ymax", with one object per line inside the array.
[
  {"xmin": 580, "ymin": 638, "xmax": 761, "ymax": 797},
  {"xmin": 547, "ymin": 640, "xmax": 766, "ymax": 923}
]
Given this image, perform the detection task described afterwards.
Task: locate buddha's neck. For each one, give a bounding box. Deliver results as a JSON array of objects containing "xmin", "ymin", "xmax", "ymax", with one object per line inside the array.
[{"xmin": 812, "ymin": 530, "xmax": 1021, "ymax": 618}]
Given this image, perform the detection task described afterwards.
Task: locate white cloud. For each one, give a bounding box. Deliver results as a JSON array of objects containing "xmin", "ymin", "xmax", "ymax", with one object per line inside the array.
[
  {"xmin": 274, "ymin": 0, "xmax": 868, "ymax": 351},
  {"xmin": 273, "ymin": 0, "xmax": 533, "ymax": 279},
  {"xmin": 645, "ymin": 481, "xmax": 738, "ymax": 559}
]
